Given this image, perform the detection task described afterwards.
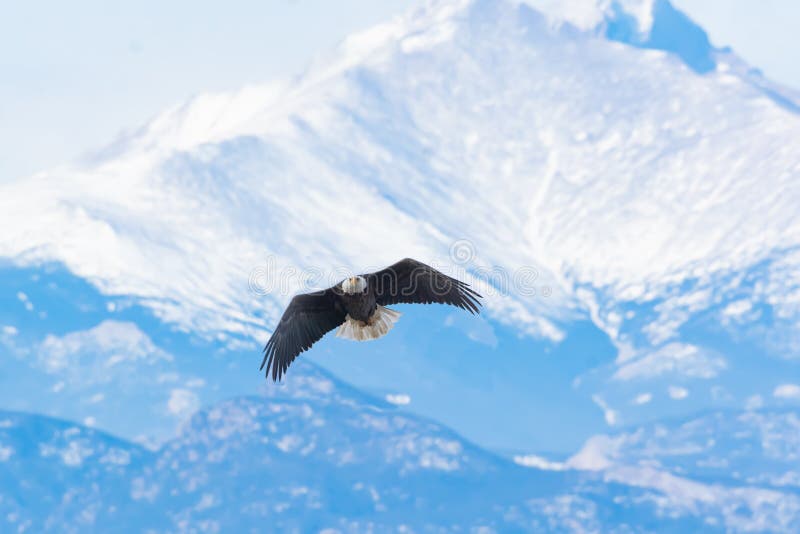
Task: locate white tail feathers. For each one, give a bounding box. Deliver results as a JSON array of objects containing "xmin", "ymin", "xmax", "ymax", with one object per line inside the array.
[{"xmin": 336, "ymin": 306, "xmax": 401, "ymax": 341}]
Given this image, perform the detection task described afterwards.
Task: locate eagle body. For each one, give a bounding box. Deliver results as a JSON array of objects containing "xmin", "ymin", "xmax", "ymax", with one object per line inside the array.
[
  {"xmin": 261, "ymin": 258, "xmax": 482, "ymax": 381},
  {"xmin": 338, "ymin": 276, "xmax": 377, "ymax": 322},
  {"xmin": 336, "ymin": 275, "xmax": 402, "ymax": 341}
]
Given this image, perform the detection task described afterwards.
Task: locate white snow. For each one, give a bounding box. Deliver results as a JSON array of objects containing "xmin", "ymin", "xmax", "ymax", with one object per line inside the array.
[
  {"xmin": 1, "ymin": 326, "xmax": 18, "ymax": 337},
  {"xmin": 39, "ymin": 440, "xmax": 94, "ymax": 467},
  {"xmin": 39, "ymin": 321, "xmax": 171, "ymax": 376},
  {"xmin": 0, "ymin": 0, "xmax": 798, "ymax": 384},
  {"xmin": 385, "ymin": 393, "xmax": 412, "ymax": 406},
  {"xmin": 130, "ymin": 477, "xmax": 160, "ymax": 502},
  {"xmin": 745, "ymin": 395, "xmax": 764, "ymax": 411},
  {"xmin": 167, "ymin": 389, "xmax": 200, "ymax": 417},
  {"xmin": 773, "ymin": 384, "xmax": 800, "ymax": 401},
  {"xmin": 613, "ymin": 343, "xmax": 726, "ymax": 381},
  {"xmin": 592, "ymin": 395, "xmax": 619, "ymax": 426},
  {"xmin": 723, "ymin": 299, "xmax": 753, "ymax": 318},
  {"xmin": 668, "ymin": 385, "xmax": 689, "ymax": 400},
  {"xmin": 568, "ymin": 412, "xmax": 800, "ymax": 531},
  {"xmin": 520, "ymin": 0, "xmax": 608, "ymax": 31},
  {"xmin": 100, "ymin": 448, "xmax": 131, "ymax": 466},
  {"xmin": 514, "ymin": 453, "xmax": 568, "ymax": 470},
  {"xmin": 567, "ymin": 434, "xmax": 615, "ymax": 471}
]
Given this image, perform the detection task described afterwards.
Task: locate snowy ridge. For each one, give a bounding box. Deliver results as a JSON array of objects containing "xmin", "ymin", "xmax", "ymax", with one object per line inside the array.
[
  {"xmin": 3, "ymin": 361, "xmax": 798, "ymax": 531},
  {"xmin": 520, "ymin": 0, "xmax": 656, "ymax": 33},
  {"xmin": 566, "ymin": 409, "xmax": 800, "ymax": 531}
]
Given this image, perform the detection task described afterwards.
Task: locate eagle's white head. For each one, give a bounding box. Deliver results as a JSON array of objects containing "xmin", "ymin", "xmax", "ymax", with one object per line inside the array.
[{"xmin": 342, "ymin": 275, "xmax": 367, "ymax": 295}]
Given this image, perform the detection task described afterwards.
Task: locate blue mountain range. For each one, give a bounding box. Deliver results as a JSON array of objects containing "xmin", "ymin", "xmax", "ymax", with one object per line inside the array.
[{"xmin": 1, "ymin": 0, "xmax": 799, "ymax": 531}]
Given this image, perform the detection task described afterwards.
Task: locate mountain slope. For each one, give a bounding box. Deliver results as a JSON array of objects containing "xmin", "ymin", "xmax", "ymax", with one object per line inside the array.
[
  {"xmin": 0, "ymin": 364, "xmax": 589, "ymax": 532},
  {"xmin": 3, "ymin": 360, "xmax": 800, "ymax": 532},
  {"xmin": 0, "ymin": 411, "xmax": 156, "ymax": 532},
  {"xmin": 2, "ymin": 0, "xmax": 798, "ymax": 344},
  {"xmin": 566, "ymin": 408, "xmax": 800, "ymax": 532}
]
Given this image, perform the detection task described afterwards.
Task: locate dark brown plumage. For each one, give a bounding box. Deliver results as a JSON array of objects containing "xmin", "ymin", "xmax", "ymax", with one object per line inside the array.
[{"xmin": 260, "ymin": 258, "xmax": 482, "ymax": 381}]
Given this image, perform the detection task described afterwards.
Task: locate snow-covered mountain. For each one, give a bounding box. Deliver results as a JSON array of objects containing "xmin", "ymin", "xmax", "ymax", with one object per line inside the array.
[
  {"xmin": 565, "ymin": 408, "xmax": 800, "ymax": 532},
  {"xmin": 2, "ymin": 0, "xmax": 799, "ymax": 451},
  {"xmin": 1, "ymin": 0, "xmax": 799, "ymax": 530}
]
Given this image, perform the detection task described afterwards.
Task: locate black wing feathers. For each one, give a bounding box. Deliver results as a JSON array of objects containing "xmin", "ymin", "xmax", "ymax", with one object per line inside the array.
[
  {"xmin": 261, "ymin": 258, "xmax": 481, "ymax": 382},
  {"xmin": 260, "ymin": 289, "xmax": 346, "ymax": 381},
  {"xmin": 367, "ymin": 258, "xmax": 482, "ymax": 313}
]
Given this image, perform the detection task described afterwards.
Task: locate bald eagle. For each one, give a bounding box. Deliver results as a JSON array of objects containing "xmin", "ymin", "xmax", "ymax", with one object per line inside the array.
[{"xmin": 261, "ymin": 258, "xmax": 482, "ymax": 381}]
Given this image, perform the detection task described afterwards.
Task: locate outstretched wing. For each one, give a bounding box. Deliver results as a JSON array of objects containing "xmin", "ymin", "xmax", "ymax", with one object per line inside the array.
[
  {"xmin": 260, "ymin": 289, "xmax": 346, "ymax": 381},
  {"xmin": 366, "ymin": 258, "xmax": 482, "ymax": 314}
]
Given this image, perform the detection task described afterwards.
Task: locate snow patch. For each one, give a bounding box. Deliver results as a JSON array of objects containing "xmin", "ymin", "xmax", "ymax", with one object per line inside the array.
[
  {"xmin": 774, "ymin": 384, "xmax": 800, "ymax": 400},
  {"xmin": 167, "ymin": 389, "xmax": 200, "ymax": 417},
  {"xmin": 385, "ymin": 393, "xmax": 411, "ymax": 406},
  {"xmin": 39, "ymin": 321, "xmax": 172, "ymax": 376},
  {"xmin": 592, "ymin": 395, "xmax": 619, "ymax": 426},
  {"xmin": 0, "ymin": 445, "xmax": 13, "ymax": 462},
  {"xmin": 514, "ymin": 453, "xmax": 567, "ymax": 470},
  {"xmin": 614, "ymin": 343, "xmax": 726, "ymax": 381},
  {"xmin": 668, "ymin": 386, "xmax": 689, "ymax": 400}
]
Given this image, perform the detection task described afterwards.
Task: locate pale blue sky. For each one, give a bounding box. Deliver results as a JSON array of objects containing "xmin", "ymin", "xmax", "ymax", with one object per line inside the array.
[{"xmin": 1, "ymin": 0, "xmax": 797, "ymax": 183}]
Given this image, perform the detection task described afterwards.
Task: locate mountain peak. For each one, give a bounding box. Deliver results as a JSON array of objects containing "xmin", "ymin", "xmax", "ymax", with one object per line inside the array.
[{"xmin": 521, "ymin": 0, "xmax": 656, "ymax": 32}]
